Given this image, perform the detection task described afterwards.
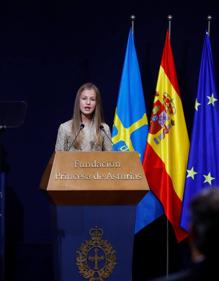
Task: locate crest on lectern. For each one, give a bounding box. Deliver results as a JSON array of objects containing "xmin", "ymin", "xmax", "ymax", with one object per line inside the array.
[{"xmin": 76, "ymin": 226, "xmax": 116, "ymax": 281}]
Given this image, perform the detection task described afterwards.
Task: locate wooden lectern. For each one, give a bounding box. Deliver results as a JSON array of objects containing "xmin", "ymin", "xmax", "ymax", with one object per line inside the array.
[{"xmin": 40, "ymin": 151, "xmax": 149, "ymax": 281}]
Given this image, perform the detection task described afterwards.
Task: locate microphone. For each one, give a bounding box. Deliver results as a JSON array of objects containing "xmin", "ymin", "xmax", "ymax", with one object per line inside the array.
[
  {"xmin": 100, "ymin": 125, "xmax": 113, "ymax": 144},
  {"xmin": 68, "ymin": 123, "xmax": 84, "ymax": 150},
  {"xmin": 79, "ymin": 123, "xmax": 85, "ymax": 130}
]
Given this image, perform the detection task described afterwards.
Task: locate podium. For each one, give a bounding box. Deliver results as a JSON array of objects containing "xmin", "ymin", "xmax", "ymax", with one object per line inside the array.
[{"xmin": 40, "ymin": 151, "xmax": 149, "ymax": 281}]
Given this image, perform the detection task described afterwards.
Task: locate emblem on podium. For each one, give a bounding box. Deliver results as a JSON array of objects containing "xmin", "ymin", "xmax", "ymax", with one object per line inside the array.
[{"xmin": 76, "ymin": 226, "xmax": 117, "ymax": 281}]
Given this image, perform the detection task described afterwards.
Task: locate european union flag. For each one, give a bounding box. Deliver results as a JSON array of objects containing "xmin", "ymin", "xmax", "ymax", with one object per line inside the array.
[
  {"xmin": 112, "ymin": 29, "xmax": 163, "ymax": 232},
  {"xmin": 181, "ymin": 33, "xmax": 219, "ymax": 231}
]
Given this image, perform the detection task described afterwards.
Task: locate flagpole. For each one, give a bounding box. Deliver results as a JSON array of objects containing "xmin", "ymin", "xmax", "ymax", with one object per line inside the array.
[
  {"xmin": 167, "ymin": 14, "xmax": 172, "ymax": 38},
  {"xmin": 207, "ymin": 15, "xmax": 212, "ymax": 36},
  {"xmin": 130, "ymin": 14, "xmax": 135, "ymax": 33},
  {"xmin": 166, "ymin": 16, "xmax": 172, "ymax": 277}
]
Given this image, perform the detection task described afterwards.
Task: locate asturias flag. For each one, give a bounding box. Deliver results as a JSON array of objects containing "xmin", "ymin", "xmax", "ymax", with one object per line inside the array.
[
  {"xmin": 112, "ymin": 28, "xmax": 163, "ymax": 233},
  {"xmin": 112, "ymin": 29, "xmax": 148, "ymax": 160},
  {"xmin": 181, "ymin": 33, "xmax": 219, "ymax": 231},
  {"xmin": 143, "ymin": 31, "xmax": 189, "ymax": 242}
]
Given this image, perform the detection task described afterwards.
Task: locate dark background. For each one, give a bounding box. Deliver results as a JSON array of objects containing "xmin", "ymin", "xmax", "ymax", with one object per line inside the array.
[{"xmin": 1, "ymin": 0, "xmax": 219, "ymax": 280}]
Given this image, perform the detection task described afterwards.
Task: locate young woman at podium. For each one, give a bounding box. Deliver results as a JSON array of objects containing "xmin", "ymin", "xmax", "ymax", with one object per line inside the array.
[{"xmin": 55, "ymin": 82, "xmax": 112, "ymax": 152}]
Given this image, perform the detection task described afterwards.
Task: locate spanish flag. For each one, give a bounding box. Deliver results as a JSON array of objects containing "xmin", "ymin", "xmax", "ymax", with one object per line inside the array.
[{"xmin": 143, "ymin": 31, "xmax": 189, "ymax": 242}]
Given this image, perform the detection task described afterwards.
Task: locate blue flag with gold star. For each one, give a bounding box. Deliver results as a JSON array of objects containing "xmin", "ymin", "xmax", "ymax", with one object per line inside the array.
[{"xmin": 181, "ymin": 33, "xmax": 219, "ymax": 231}]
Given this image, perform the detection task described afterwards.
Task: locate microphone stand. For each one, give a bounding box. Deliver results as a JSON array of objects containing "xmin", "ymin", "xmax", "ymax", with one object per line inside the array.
[
  {"xmin": 100, "ymin": 125, "xmax": 113, "ymax": 144},
  {"xmin": 68, "ymin": 123, "xmax": 85, "ymax": 151}
]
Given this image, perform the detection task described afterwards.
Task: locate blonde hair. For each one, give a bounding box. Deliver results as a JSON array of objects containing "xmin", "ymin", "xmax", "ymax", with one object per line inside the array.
[{"xmin": 72, "ymin": 82, "xmax": 104, "ymax": 149}]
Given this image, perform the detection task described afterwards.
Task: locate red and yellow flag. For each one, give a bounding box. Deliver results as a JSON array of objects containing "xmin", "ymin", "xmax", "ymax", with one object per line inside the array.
[{"xmin": 143, "ymin": 31, "xmax": 189, "ymax": 242}]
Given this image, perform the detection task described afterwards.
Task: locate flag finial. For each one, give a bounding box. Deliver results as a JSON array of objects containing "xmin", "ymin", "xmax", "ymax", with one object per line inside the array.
[
  {"xmin": 130, "ymin": 15, "xmax": 135, "ymax": 33},
  {"xmin": 167, "ymin": 14, "xmax": 173, "ymax": 38},
  {"xmin": 207, "ymin": 15, "xmax": 212, "ymax": 36}
]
